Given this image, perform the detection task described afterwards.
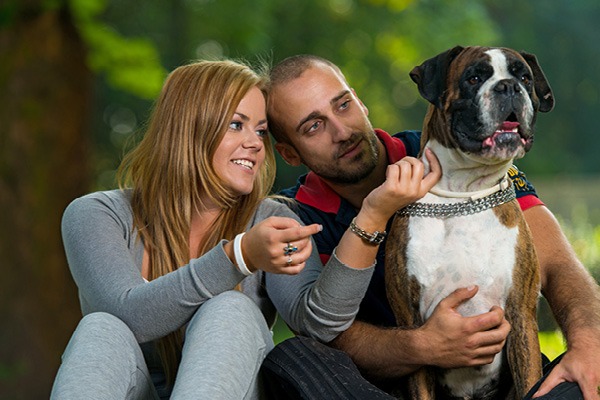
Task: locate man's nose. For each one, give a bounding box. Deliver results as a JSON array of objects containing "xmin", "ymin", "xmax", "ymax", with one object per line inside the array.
[{"xmin": 329, "ymin": 116, "xmax": 352, "ymax": 142}]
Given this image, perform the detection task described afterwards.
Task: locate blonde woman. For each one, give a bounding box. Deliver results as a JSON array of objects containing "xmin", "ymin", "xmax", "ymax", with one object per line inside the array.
[{"xmin": 51, "ymin": 59, "xmax": 438, "ymax": 399}]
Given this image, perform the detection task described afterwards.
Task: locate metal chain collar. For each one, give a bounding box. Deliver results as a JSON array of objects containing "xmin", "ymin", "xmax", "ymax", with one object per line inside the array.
[{"xmin": 396, "ymin": 182, "xmax": 516, "ymax": 219}]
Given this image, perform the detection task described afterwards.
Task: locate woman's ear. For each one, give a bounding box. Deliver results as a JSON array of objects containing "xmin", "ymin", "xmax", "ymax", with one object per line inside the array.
[{"xmin": 275, "ymin": 142, "xmax": 303, "ymax": 166}]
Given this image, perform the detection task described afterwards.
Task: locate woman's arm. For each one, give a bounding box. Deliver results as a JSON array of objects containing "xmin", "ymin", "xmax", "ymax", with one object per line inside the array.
[{"xmin": 62, "ymin": 191, "xmax": 248, "ymax": 343}]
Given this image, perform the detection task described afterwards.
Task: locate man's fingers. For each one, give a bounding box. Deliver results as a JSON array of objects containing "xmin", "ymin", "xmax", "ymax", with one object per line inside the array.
[
  {"xmin": 392, "ymin": 158, "xmax": 427, "ymax": 192},
  {"xmin": 425, "ymin": 147, "xmax": 442, "ymax": 177},
  {"xmin": 466, "ymin": 306, "xmax": 508, "ymax": 334},
  {"xmin": 472, "ymin": 320, "xmax": 509, "ymax": 348},
  {"xmin": 421, "ymin": 148, "xmax": 442, "ymax": 189},
  {"xmin": 422, "ymin": 172, "xmax": 440, "ymax": 192},
  {"xmin": 440, "ymin": 286, "xmax": 479, "ymax": 309},
  {"xmin": 532, "ymin": 369, "xmax": 565, "ymax": 398}
]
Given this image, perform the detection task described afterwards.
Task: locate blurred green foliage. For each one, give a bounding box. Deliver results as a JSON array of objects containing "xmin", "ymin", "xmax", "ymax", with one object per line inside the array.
[
  {"xmin": 69, "ymin": 0, "xmax": 166, "ymax": 99},
  {"xmin": 559, "ymin": 205, "xmax": 600, "ymax": 281},
  {"xmin": 76, "ymin": 0, "xmax": 504, "ymax": 189},
  {"xmin": 65, "ymin": 0, "xmax": 600, "ymax": 193}
]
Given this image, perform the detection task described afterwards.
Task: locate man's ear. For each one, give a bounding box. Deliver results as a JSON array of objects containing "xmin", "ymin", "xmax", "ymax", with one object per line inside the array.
[
  {"xmin": 275, "ymin": 142, "xmax": 303, "ymax": 166},
  {"xmin": 351, "ymin": 88, "xmax": 369, "ymax": 116}
]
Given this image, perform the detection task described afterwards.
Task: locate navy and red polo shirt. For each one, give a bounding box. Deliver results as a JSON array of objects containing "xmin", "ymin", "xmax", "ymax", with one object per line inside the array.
[{"xmin": 279, "ymin": 129, "xmax": 543, "ymax": 327}]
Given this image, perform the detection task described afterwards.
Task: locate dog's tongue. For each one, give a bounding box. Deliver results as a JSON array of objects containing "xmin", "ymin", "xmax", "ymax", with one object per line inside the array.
[{"xmin": 499, "ymin": 121, "xmax": 520, "ymax": 131}]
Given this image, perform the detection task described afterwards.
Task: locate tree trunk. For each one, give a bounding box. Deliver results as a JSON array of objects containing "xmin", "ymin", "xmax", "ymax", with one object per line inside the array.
[{"xmin": 0, "ymin": 2, "xmax": 91, "ymax": 398}]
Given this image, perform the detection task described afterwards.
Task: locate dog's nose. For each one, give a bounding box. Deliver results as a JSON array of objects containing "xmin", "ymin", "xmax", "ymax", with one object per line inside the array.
[{"xmin": 494, "ymin": 79, "xmax": 522, "ymax": 96}]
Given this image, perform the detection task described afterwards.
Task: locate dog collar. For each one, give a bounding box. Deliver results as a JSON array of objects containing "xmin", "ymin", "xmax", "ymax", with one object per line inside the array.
[
  {"xmin": 429, "ymin": 175, "xmax": 512, "ymax": 200},
  {"xmin": 397, "ymin": 179, "xmax": 516, "ymax": 219}
]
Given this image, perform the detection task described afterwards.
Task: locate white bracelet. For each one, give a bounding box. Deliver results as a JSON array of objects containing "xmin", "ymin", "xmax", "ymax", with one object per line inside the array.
[{"xmin": 233, "ymin": 232, "xmax": 253, "ymax": 276}]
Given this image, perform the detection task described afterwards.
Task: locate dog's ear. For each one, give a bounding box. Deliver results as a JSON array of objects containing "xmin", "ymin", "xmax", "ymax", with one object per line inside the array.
[
  {"xmin": 520, "ymin": 51, "xmax": 554, "ymax": 113},
  {"xmin": 410, "ymin": 46, "xmax": 464, "ymax": 109}
]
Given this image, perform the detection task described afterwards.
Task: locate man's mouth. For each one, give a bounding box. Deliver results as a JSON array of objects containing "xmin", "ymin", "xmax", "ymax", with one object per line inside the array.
[{"xmin": 338, "ymin": 138, "xmax": 363, "ymax": 159}]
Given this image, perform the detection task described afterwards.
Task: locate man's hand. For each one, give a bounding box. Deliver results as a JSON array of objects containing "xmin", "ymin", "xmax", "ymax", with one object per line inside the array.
[
  {"xmin": 533, "ymin": 330, "xmax": 600, "ymax": 399},
  {"xmin": 361, "ymin": 148, "xmax": 442, "ymax": 229},
  {"xmin": 418, "ymin": 286, "xmax": 510, "ymax": 368}
]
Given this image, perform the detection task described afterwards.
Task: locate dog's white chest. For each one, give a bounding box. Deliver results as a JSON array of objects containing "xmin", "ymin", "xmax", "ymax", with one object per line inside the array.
[
  {"xmin": 405, "ymin": 198, "xmax": 520, "ymax": 396},
  {"xmin": 405, "ymin": 200, "xmax": 519, "ymax": 321}
]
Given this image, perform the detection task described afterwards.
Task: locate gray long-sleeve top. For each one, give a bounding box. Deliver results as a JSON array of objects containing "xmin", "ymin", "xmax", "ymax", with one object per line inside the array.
[{"xmin": 62, "ymin": 189, "xmax": 374, "ymax": 344}]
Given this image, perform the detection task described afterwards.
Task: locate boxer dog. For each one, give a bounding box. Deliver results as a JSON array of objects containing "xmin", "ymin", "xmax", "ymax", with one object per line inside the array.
[{"xmin": 385, "ymin": 46, "xmax": 554, "ymax": 399}]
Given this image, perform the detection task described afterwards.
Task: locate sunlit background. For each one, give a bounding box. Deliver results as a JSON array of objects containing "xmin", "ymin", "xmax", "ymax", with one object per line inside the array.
[{"xmin": 2, "ymin": 0, "xmax": 599, "ymax": 398}]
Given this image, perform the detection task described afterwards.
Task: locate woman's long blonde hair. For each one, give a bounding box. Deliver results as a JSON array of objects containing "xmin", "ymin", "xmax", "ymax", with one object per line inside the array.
[{"xmin": 117, "ymin": 59, "xmax": 275, "ymax": 384}]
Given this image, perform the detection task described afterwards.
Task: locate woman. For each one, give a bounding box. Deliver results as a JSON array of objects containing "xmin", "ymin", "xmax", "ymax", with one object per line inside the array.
[{"xmin": 51, "ymin": 59, "xmax": 437, "ymax": 399}]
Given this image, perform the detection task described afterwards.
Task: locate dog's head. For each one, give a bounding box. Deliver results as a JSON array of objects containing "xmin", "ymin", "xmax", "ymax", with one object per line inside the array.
[{"xmin": 410, "ymin": 46, "xmax": 554, "ymax": 162}]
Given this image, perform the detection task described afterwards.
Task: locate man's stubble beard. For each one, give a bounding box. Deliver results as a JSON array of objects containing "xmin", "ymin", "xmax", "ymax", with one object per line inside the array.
[{"xmin": 302, "ymin": 131, "xmax": 380, "ymax": 185}]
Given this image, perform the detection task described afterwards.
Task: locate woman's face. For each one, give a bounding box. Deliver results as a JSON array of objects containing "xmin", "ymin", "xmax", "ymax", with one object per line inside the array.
[{"xmin": 213, "ymin": 86, "xmax": 268, "ymax": 197}]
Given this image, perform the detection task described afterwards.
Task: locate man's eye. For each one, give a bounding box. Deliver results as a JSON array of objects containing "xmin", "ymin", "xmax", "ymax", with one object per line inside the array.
[
  {"xmin": 340, "ymin": 100, "xmax": 350, "ymax": 110},
  {"xmin": 229, "ymin": 121, "xmax": 242, "ymax": 130},
  {"xmin": 307, "ymin": 121, "xmax": 321, "ymax": 133}
]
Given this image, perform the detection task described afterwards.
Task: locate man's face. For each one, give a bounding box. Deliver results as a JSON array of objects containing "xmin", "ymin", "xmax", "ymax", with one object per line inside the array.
[{"xmin": 269, "ymin": 64, "xmax": 379, "ymax": 184}]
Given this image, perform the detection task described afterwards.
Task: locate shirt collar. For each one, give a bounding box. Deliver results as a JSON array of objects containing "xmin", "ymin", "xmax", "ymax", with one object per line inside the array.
[{"xmin": 295, "ymin": 129, "xmax": 408, "ymax": 213}]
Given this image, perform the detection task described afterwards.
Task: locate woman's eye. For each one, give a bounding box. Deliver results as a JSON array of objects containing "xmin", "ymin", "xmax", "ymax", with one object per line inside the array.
[
  {"xmin": 229, "ymin": 121, "xmax": 242, "ymax": 130},
  {"xmin": 256, "ymin": 129, "xmax": 268, "ymax": 138}
]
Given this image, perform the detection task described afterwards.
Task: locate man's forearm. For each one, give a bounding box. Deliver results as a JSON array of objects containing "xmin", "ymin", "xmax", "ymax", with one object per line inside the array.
[
  {"xmin": 544, "ymin": 261, "xmax": 600, "ymax": 342},
  {"xmin": 329, "ymin": 320, "xmax": 425, "ymax": 378},
  {"xmin": 524, "ymin": 205, "xmax": 600, "ymax": 339}
]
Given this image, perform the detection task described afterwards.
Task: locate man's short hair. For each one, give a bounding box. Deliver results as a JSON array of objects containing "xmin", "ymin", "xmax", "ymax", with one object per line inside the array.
[{"xmin": 269, "ymin": 54, "xmax": 342, "ymax": 88}]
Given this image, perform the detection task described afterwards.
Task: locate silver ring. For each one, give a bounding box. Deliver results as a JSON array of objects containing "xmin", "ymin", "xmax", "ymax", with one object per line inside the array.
[
  {"xmin": 283, "ymin": 243, "xmax": 298, "ymax": 256},
  {"xmin": 286, "ymin": 256, "xmax": 293, "ymax": 265}
]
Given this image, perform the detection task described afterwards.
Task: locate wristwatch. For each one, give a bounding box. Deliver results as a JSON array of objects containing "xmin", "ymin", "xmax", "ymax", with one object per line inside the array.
[{"xmin": 349, "ymin": 218, "xmax": 386, "ymax": 245}]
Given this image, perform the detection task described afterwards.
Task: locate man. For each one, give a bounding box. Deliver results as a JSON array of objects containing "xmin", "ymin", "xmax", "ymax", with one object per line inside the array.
[{"xmin": 263, "ymin": 55, "xmax": 600, "ymax": 399}]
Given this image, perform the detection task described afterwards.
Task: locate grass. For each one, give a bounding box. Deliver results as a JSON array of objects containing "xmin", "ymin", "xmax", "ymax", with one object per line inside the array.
[
  {"xmin": 273, "ymin": 317, "xmax": 294, "ymax": 344},
  {"xmin": 539, "ymin": 330, "xmax": 566, "ymax": 361}
]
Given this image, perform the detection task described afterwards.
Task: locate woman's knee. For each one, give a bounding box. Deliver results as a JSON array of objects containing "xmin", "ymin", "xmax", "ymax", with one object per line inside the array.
[
  {"xmin": 63, "ymin": 312, "xmax": 139, "ymax": 360},
  {"xmin": 76, "ymin": 312, "xmax": 134, "ymax": 340},
  {"xmin": 186, "ymin": 291, "xmax": 272, "ymax": 347},
  {"xmin": 195, "ymin": 291, "xmax": 263, "ymax": 322}
]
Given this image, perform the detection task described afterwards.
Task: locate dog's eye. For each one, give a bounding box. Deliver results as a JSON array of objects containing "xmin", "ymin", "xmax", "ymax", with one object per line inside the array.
[
  {"xmin": 468, "ymin": 76, "xmax": 481, "ymax": 85},
  {"xmin": 521, "ymin": 74, "xmax": 531, "ymax": 86}
]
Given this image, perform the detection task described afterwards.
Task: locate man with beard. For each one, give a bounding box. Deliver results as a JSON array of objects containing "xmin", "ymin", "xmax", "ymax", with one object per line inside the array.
[{"xmin": 262, "ymin": 55, "xmax": 600, "ymax": 400}]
